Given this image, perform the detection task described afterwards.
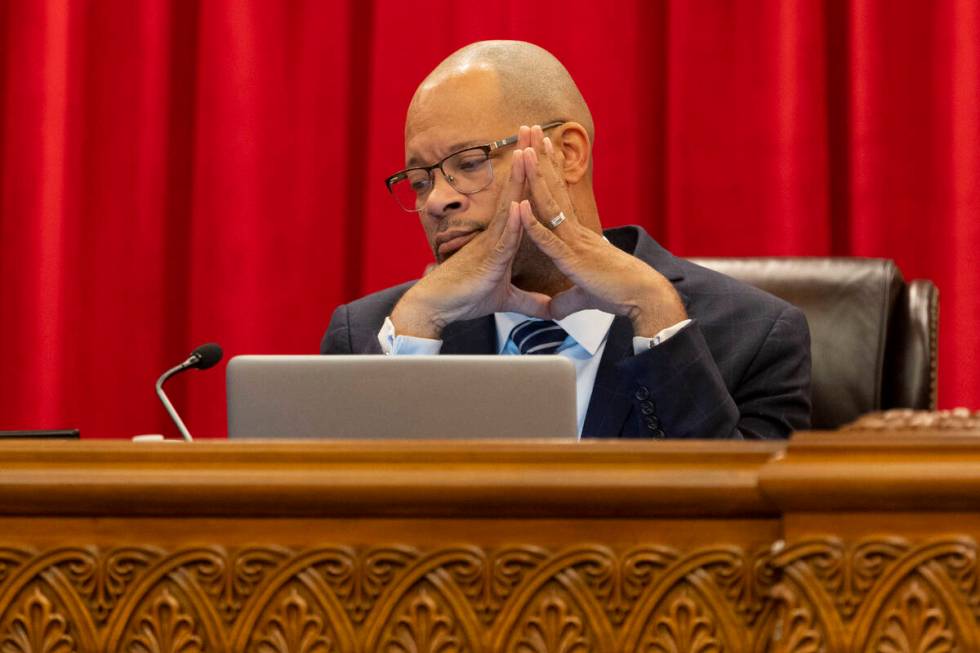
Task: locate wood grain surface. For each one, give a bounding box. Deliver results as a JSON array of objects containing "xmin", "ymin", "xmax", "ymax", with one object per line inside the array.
[{"xmin": 0, "ymin": 433, "xmax": 978, "ymax": 652}]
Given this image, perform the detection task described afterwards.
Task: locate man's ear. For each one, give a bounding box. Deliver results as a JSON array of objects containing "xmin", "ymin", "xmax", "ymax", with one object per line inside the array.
[{"xmin": 555, "ymin": 122, "xmax": 591, "ymax": 184}]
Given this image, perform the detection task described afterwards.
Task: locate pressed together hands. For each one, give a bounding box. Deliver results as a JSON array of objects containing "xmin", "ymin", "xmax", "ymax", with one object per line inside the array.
[{"xmin": 390, "ymin": 125, "xmax": 688, "ymax": 341}]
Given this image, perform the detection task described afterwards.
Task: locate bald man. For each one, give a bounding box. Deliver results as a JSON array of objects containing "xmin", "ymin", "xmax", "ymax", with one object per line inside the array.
[{"xmin": 321, "ymin": 41, "xmax": 811, "ymax": 439}]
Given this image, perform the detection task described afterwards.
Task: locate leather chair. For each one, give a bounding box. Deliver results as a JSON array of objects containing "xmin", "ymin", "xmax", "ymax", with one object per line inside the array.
[{"xmin": 688, "ymin": 257, "xmax": 939, "ymax": 429}]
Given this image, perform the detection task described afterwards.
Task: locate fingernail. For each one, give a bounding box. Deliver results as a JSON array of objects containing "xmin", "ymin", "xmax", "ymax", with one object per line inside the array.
[{"xmin": 544, "ymin": 137, "xmax": 553, "ymax": 155}]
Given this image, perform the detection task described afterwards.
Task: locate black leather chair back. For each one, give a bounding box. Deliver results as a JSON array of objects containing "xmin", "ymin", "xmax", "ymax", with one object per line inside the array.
[{"xmin": 689, "ymin": 258, "xmax": 939, "ymax": 429}]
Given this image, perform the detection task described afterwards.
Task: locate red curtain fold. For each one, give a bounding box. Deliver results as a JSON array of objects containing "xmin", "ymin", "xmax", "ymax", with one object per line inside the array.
[{"xmin": 1, "ymin": 0, "xmax": 977, "ymax": 439}]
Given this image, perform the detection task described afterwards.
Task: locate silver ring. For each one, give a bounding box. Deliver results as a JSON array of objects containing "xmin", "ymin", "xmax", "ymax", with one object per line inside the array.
[{"xmin": 548, "ymin": 212, "xmax": 566, "ymax": 229}]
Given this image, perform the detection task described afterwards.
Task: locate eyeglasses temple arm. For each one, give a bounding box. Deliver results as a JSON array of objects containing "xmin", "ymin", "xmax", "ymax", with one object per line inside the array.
[
  {"xmin": 488, "ymin": 135, "xmax": 517, "ymax": 151},
  {"xmin": 488, "ymin": 121, "xmax": 565, "ymax": 151}
]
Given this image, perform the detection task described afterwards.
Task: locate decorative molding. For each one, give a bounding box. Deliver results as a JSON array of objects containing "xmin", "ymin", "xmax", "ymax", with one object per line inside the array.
[
  {"xmin": 253, "ymin": 588, "xmax": 334, "ymax": 653},
  {"xmin": 703, "ymin": 546, "xmax": 775, "ymax": 627},
  {"xmin": 317, "ymin": 546, "xmax": 417, "ymax": 625},
  {"xmin": 190, "ymin": 547, "xmax": 287, "ymax": 625},
  {"xmin": 0, "ymin": 541, "xmax": 977, "ymax": 651},
  {"xmin": 0, "ymin": 587, "xmax": 75, "ymax": 653},
  {"xmin": 444, "ymin": 546, "xmax": 547, "ymax": 626},
  {"xmin": 125, "ymin": 587, "xmax": 203, "ymax": 653},
  {"xmin": 0, "ymin": 550, "xmax": 31, "ymax": 586},
  {"xmin": 514, "ymin": 587, "xmax": 589, "ymax": 653},
  {"xmin": 766, "ymin": 584, "xmax": 822, "ymax": 653},
  {"xmin": 382, "ymin": 587, "xmax": 464, "ymax": 653},
  {"xmin": 843, "ymin": 408, "xmax": 980, "ymax": 431},
  {"xmin": 874, "ymin": 580, "xmax": 956, "ymax": 653},
  {"xmin": 773, "ymin": 536, "xmax": 909, "ymax": 623},
  {"xmin": 639, "ymin": 586, "xmax": 722, "ymax": 653},
  {"xmin": 60, "ymin": 547, "xmax": 160, "ymax": 624}
]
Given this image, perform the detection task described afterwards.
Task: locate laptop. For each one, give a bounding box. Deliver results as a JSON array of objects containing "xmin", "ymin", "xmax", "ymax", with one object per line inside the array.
[{"xmin": 226, "ymin": 355, "xmax": 578, "ymax": 439}]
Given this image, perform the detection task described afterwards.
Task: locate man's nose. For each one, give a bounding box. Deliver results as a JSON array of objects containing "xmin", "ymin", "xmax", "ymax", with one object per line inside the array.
[{"xmin": 422, "ymin": 171, "xmax": 466, "ymax": 219}]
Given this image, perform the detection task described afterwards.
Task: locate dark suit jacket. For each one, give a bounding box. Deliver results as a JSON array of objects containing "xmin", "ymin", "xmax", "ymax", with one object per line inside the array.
[{"xmin": 321, "ymin": 225, "xmax": 811, "ymax": 439}]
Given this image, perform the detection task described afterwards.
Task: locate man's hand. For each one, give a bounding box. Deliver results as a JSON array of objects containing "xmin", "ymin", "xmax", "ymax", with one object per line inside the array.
[
  {"xmin": 517, "ymin": 125, "xmax": 688, "ymax": 337},
  {"xmin": 390, "ymin": 131, "xmax": 550, "ymax": 339}
]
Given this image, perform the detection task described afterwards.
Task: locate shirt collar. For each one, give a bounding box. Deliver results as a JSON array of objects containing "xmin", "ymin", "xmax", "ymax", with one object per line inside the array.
[{"xmin": 494, "ymin": 309, "xmax": 615, "ymax": 356}]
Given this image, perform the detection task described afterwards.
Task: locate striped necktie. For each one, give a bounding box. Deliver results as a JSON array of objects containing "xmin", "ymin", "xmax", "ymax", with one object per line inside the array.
[{"xmin": 509, "ymin": 319, "xmax": 569, "ymax": 355}]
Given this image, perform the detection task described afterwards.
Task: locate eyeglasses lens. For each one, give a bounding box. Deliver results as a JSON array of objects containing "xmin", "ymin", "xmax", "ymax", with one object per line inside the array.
[
  {"xmin": 390, "ymin": 170, "xmax": 430, "ymax": 211},
  {"xmin": 389, "ymin": 149, "xmax": 493, "ymax": 212},
  {"xmin": 443, "ymin": 150, "xmax": 492, "ymax": 193}
]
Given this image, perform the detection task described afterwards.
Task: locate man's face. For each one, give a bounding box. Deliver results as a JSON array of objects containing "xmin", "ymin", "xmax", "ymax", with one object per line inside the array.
[{"xmin": 404, "ymin": 68, "xmax": 526, "ymax": 265}]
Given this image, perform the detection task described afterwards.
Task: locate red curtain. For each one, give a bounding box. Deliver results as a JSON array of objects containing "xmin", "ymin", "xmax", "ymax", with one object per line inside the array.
[{"xmin": 1, "ymin": 0, "xmax": 977, "ymax": 439}]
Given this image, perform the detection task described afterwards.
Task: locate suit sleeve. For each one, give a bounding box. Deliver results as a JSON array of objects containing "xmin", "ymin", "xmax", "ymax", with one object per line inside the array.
[
  {"xmin": 616, "ymin": 305, "xmax": 811, "ymax": 439},
  {"xmin": 320, "ymin": 304, "xmax": 352, "ymax": 354}
]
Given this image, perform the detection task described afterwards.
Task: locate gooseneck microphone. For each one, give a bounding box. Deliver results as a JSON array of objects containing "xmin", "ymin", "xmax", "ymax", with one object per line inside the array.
[{"xmin": 155, "ymin": 343, "xmax": 223, "ymax": 441}]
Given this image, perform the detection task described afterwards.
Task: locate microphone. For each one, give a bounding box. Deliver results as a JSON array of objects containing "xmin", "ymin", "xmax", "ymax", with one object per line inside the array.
[{"xmin": 155, "ymin": 343, "xmax": 224, "ymax": 441}]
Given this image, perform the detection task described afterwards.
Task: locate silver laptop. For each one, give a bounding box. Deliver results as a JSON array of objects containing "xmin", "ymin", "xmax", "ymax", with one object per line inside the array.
[{"xmin": 226, "ymin": 355, "xmax": 577, "ymax": 439}]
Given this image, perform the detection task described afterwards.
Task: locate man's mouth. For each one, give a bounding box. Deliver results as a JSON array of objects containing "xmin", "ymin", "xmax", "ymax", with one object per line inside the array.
[{"xmin": 436, "ymin": 229, "xmax": 481, "ymax": 259}]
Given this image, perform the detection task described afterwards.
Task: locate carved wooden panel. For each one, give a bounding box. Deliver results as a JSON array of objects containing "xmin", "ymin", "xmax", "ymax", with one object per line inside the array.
[
  {"xmin": 0, "ymin": 544, "xmax": 742, "ymax": 653},
  {"xmin": 0, "ymin": 538, "xmax": 978, "ymax": 652},
  {"xmin": 843, "ymin": 409, "xmax": 980, "ymax": 432}
]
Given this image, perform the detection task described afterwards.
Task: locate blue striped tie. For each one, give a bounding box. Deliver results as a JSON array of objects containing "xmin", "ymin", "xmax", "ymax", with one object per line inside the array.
[{"xmin": 509, "ymin": 320, "xmax": 569, "ymax": 355}]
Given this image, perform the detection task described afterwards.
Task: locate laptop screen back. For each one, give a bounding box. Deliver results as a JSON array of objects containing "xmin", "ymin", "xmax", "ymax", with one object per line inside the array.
[{"xmin": 226, "ymin": 355, "xmax": 577, "ymax": 440}]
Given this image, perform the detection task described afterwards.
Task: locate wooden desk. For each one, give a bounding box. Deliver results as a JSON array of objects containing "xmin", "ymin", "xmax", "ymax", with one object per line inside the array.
[{"xmin": 0, "ymin": 432, "xmax": 977, "ymax": 652}]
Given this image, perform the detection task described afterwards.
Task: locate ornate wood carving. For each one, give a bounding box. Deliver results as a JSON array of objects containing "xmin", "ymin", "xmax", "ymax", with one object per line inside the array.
[
  {"xmin": 0, "ymin": 587, "xmax": 76, "ymax": 653},
  {"xmin": 843, "ymin": 408, "xmax": 980, "ymax": 432},
  {"xmin": 190, "ymin": 547, "xmax": 287, "ymax": 626},
  {"xmin": 0, "ymin": 550, "xmax": 30, "ymax": 586},
  {"xmin": 316, "ymin": 546, "xmax": 417, "ymax": 625},
  {"xmin": 125, "ymin": 586, "xmax": 203, "ymax": 653},
  {"xmin": 443, "ymin": 546, "xmax": 548, "ymax": 627},
  {"xmin": 773, "ymin": 536, "xmax": 909, "ymax": 623},
  {"xmin": 59, "ymin": 547, "xmax": 160, "ymax": 625},
  {"xmin": 513, "ymin": 586, "xmax": 590, "ymax": 653},
  {"xmin": 766, "ymin": 584, "xmax": 822, "ymax": 653},
  {"xmin": 874, "ymin": 580, "xmax": 956, "ymax": 653},
  {"xmin": 0, "ymin": 540, "xmax": 978, "ymax": 651},
  {"xmin": 253, "ymin": 588, "xmax": 334, "ymax": 653},
  {"xmin": 9, "ymin": 428, "xmax": 980, "ymax": 652},
  {"xmin": 638, "ymin": 586, "xmax": 722, "ymax": 653},
  {"xmin": 382, "ymin": 586, "xmax": 465, "ymax": 653}
]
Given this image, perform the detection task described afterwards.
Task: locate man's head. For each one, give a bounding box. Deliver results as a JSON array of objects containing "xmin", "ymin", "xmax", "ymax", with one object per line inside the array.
[{"xmin": 399, "ymin": 41, "xmax": 599, "ymax": 292}]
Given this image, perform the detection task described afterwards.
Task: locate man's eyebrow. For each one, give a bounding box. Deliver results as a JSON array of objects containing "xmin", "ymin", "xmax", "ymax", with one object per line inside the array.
[{"xmin": 406, "ymin": 139, "xmax": 485, "ymax": 167}]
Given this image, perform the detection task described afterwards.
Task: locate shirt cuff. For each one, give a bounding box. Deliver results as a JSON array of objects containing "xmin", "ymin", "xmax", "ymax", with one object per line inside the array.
[
  {"xmin": 378, "ymin": 316, "xmax": 444, "ymax": 355},
  {"xmin": 632, "ymin": 319, "xmax": 692, "ymax": 355}
]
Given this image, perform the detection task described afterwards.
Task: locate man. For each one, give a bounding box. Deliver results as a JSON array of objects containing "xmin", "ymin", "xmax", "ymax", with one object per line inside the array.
[{"xmin": 321, "ymin": 41, "xmax": 811, "ymax": 439}]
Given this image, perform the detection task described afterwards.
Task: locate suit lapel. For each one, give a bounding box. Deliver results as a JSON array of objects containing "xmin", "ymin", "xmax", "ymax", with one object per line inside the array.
[
  {"xmin": 441, "ymin": 316, "xmax": 497, "ymax": 354},
  {"xmin": 606, "ymin": 226, "xmax": 691, "ymax": 310},
  {"xmin": 581, "ymin": 226, "xmax": 691, "ymax": 438},
  {"xmin": 582, "ymin": 315, "xmax": 634, "ymax": 438}
]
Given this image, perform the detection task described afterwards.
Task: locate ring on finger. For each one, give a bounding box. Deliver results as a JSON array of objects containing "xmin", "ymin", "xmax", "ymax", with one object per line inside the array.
[{"xmin": 548, "ymin": 212, "xmax": 566, "ymax": 229}]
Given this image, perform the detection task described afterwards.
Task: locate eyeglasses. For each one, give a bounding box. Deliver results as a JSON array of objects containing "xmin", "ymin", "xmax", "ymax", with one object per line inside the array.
[{"xmin": 385, "ymin": 121, "xmax": 565, "ymax": 212}]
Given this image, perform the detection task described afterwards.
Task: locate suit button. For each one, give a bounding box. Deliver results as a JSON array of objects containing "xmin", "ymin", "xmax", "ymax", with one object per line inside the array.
[
  {"xmin": 640, "ymin": 402, "xmax": 655, "ymax": 416},
  {"xmin": 634, "ymin": 386, "xmax": 650, "ymax": 401}
]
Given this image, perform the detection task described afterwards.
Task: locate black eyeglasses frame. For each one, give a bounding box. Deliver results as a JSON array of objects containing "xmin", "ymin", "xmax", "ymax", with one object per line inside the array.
[{"xmin": 384, "ymin": 121, "xmax": 566, "ymax": 212}]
